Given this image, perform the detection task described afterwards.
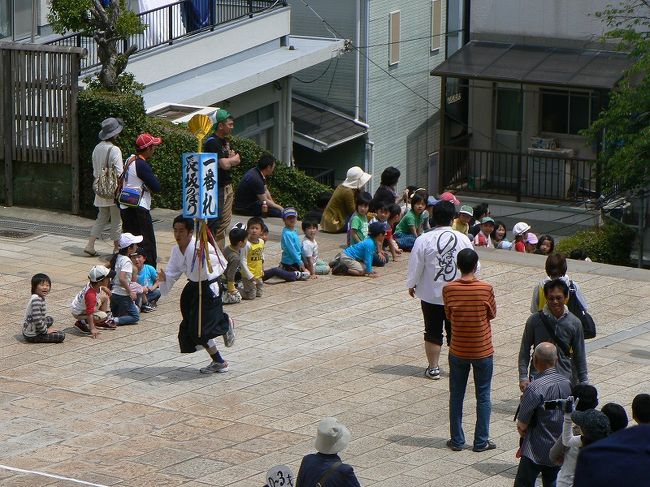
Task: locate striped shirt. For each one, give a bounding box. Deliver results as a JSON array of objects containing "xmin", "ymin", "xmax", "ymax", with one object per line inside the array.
[
  {"xmin": 518, "ymin": 367, "xmax": 572, "ymax": 466},
  {"xmin": 22, "ymin": 294, "xmax": 53, "ymax": 337},
  {"xmin": 443, "ymin": 278, "xmax": 496, "ymax": 359}
]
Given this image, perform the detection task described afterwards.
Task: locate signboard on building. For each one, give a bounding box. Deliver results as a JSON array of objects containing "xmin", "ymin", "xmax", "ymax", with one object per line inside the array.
[{"xmin": 182, "ymin": 152, "xmax": 219, "ymax": 219}]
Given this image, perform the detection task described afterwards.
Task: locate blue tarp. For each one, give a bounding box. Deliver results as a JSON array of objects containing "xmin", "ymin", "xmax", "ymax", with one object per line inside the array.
[{"xmin": 181, "ymin": 0, "xmax": 211, "ymax": 32}]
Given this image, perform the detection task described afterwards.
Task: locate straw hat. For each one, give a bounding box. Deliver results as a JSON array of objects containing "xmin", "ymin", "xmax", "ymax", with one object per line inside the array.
[{"xmin": 341, "ymin": 166, "xmax": 371, "ymax": 189}]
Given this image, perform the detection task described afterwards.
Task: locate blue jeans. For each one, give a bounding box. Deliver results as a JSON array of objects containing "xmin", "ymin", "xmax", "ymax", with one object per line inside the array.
[
  {"xmin": 448, "ymin": 353, "xmax": 493, "ymax": 448},
  {"xmin": 110, "ymin": 293, "xmax": 140, "ymax": 325},
  {"xmin": 145, "ymin": 288, "xmax": 161, "ymax": 304}
]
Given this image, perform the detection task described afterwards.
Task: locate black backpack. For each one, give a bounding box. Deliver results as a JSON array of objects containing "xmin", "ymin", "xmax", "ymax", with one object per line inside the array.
[{"xmin": 567, "ymin": 281, "xmax": 597, "ymax": 339}]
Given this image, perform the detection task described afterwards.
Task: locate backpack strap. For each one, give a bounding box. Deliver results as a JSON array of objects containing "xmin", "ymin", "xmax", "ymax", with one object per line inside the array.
[
  {"xmin": 537, "ymin": 311, "xmax": 571, "ymax": 358},
  {"xmin": 315, "ymin": 461, "xmax": 342, "ymax": 487},
  {"xmin": 103, "ymin": 146, "xmax": 113, "ymax": 170}
]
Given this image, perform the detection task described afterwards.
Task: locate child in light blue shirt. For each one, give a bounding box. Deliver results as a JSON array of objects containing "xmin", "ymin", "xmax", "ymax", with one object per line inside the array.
[{"xmin": 280, "ymin": 207, "xmax": 307, "ymax": 273}]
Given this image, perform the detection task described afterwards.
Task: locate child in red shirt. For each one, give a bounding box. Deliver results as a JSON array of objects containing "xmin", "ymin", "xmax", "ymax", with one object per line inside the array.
[{"xmin": 70, "ymin": 265, "xmax": 115, "ymax": 338}]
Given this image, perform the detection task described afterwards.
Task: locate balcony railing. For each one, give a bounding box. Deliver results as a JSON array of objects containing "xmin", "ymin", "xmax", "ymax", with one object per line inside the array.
[
  {"xmin": 441, "ymin": 146, "xmax": 601, "ymax": 202},
  {"xmin": 45, "ymin": 0, "xmax": 287, "ymax": 72}
]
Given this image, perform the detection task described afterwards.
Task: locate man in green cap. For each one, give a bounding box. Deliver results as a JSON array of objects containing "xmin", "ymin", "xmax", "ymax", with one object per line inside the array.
[{"xmin": 204, "ymin": 108, "xmax": 241, "ymax": 248}]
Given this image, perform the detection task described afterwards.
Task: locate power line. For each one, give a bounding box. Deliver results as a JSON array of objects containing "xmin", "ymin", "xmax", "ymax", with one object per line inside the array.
[
  {"xmin": 356, "ymin": 29, "xmax": 464, "ymax": 49},
  {"xmin": 294, "ymin": 58, "xmax": 333, "ymax": 83}
]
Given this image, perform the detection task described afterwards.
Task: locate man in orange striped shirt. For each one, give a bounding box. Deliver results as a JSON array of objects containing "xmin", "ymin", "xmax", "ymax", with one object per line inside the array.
[{"xmin": 443, "ymin": 248, "xmax": 497, "ymax": 452}]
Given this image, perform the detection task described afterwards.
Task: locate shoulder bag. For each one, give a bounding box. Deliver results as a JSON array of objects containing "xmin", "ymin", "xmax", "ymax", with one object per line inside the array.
[
  {"xmin": 315, "ymin": 461, "xmax": 342, "ymax": 487},
  {"xmin": 92, "ymin": 146, "xmax": 118, "ymax": 199},
  {"xmin": 567, "ymin": 281, "xmax": 597, "ymax": 339},
  {"xmin": 116, "ymin": 155, "xmax": 143, "ymax": 207},
  {"xmin": 537, "ymin": 311, "xmax": 571, "ymax": 358}
]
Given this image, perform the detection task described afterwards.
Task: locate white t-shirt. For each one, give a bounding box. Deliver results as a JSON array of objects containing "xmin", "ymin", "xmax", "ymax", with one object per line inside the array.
[
  {"xmin": 70, "ymin": 283, "xmax": 100, "ymax": 315},
  {"xmin": 302, "ymin": 238, "xmax": 318, "ymax": 262},
  {"xmin": 92, "ymin": 141, "xmax": 123, "ymax": 208},
  {"xmin": 119, "ymin": 155, "xmax": 152, "ymax": 211},
  {"xmin": 112, "ymin": 254, "xmax": 133, "ymax": 296}
]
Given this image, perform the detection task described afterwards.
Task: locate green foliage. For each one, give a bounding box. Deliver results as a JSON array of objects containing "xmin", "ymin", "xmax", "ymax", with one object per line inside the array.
[
  {"xmin": 83, "ymin": 72, "xmax": 145, "ymax": 94},
  {"xmin": 583, "ymin": 1, "xmax": 650, "ymax": 192},
  {"xmin": 49, "ymin": 0, "xmax": 144, "ymax": 37},
  {"xmin": 555, "ymin": 221, "xmax": 635, "ymax": 266},
  {"xmin": 48, "ymin": 0, "xmax": 94, "ymax": 34},
  {"xmin": 78, "ymin": 93, "xmax": 328, "ymax": 217},
  {"xmin": 229, "ymin": 137, "xmax": 332, "ymax": 218}
]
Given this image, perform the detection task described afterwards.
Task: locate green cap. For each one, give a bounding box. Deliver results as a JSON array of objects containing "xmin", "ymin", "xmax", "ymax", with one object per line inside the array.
[
  {"xmin": 215, "ymin": 108, "xmax": 231, "ymax": 123},
  {"xmin": 481, "ymin": 216, "xmax": 495, "ymax": 225},
  {"xmin": 459, "ymin": 205, "xmax": 473, "ymax": 216}
]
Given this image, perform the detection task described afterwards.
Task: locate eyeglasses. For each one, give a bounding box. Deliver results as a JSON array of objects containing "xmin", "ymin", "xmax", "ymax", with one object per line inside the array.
[{"xmin": 547, "ymin": 295, "xmax": 565, "ymax": 302}]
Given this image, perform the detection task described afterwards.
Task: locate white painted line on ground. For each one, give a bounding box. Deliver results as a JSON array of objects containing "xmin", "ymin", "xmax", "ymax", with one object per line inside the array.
[{"xmin": 0, "ymin": 464, "xmax": 109, "ymax": 487}]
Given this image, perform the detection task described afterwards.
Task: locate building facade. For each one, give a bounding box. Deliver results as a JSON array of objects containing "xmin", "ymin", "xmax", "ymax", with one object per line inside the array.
[
  {"xmin": 289, "ymin": 0, "xmax": 449, "ymax": 192},
  {"xmin": 432, "ymin": 0, "xmax": 631, "ymax": 201}
]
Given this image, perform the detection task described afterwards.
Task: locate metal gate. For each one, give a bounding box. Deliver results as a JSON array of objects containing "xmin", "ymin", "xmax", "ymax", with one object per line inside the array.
[{"xmin": 0, "ymin": 43, "xmax": 85, "ymax": 213}]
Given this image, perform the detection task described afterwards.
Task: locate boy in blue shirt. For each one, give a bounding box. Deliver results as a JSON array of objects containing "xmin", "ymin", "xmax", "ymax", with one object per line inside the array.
[
  {"xmin": 333, "ymin": 222, "xmax": 385, "ymax": 278},
  {"xmin": 131, "ymin": 247, "xmax": 160, "ymax": 312},
  {"xmin": 280, "ymin": 207, "xmax": 307, "ymax": 274}
]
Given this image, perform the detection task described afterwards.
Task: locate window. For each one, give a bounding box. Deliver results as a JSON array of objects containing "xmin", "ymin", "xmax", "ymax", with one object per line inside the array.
[
  {"xmin": 496, "ymin": 89, "xmax": 523, "ymax": 132},
  {"xmin": 389, "ymin": 10, "xmax": 400, "ymax": 66},
  {"xmin": 541, "ymin": 89, "xmax": 594, "ymax": 135},
  {"xmin": 431, "ymin": 0, "xmax": 441, "ymax": 52},
  {"xmin": 233, "ymin": 104, "xmax": 276, "ymax": 152}
]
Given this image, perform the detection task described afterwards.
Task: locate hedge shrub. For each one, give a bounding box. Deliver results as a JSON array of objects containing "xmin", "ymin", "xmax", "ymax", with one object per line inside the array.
[
  {"xmin": 78, "ymin": 91, "xmax": 330, "ymax": 217},
  {"xmin": 555, "ymin": 221, "xmax": 635, "ymax": 266}
]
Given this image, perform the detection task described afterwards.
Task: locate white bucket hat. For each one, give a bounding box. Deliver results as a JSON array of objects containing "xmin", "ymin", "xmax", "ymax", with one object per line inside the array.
[
  {"xmin": 341, "ymin": 166, "xmax": 371, "ymax": 189},
  {"xmin": 314, "ymin": 417, "xmax": 351, "ymax": 454},
  {"xmin": 512, "ymin": 222, "xmax": 531, "ymax": 237}
]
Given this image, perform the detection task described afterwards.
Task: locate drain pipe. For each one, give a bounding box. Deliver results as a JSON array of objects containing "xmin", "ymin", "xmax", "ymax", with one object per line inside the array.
[
  {"xmin": 354, "ymin": 0, "xmax": 361, "ymax": 121},
  {"xmin": 366, "ymin": 139, "xmax": 375, "ymax": 193}
]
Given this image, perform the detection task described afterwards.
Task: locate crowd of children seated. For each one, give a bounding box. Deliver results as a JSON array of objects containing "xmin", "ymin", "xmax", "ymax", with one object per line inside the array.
[{"xmin": 22, "ymin": 185, "xmax": 587, "ymax": 341}]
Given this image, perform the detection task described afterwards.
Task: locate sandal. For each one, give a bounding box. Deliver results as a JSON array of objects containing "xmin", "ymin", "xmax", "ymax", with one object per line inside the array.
[{"xmin": 83, "ymin": 248, "xmax": 98, "ymax": 257}]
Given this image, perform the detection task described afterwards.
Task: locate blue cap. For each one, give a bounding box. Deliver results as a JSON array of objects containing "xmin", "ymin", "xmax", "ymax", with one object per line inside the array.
[
  {"xmin": 427, "ymin": 195, "xmax": 438, "ymax": 206},
  {"xmin": 282, "ymin": 207, "xmax": 298, "ymax": 219},
  {"xmin": 368, "ymin": 221, "xmax": 387, "ymax": 236}
]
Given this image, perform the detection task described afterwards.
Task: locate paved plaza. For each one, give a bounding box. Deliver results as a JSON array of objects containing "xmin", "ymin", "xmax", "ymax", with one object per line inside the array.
[{"xmin": 1, "ymin": 207, "xmax": 649, "ymax": 486}]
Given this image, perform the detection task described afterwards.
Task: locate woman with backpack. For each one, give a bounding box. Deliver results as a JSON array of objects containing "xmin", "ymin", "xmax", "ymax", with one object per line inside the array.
[{"xmin": 84, "ymin": 117, "xmax": 124, "ymax": 257}]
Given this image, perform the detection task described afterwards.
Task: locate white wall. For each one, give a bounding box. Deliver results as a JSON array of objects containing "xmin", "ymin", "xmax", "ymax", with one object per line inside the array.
[{"xmin": 471, "ymin": 0, "xmax": 611, "ymax": 42}]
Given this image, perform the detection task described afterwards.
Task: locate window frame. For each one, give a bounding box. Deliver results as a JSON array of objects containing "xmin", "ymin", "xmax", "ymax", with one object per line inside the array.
[
  {"xmin": 388, "ymin": 10, "xmax": 401, "ymax": 66},
  {"xmin": 431, "ymin": 0, "xmax": 442, "ymax": 52},
  {"xmin": 540, "ymin": 88, "xmax": 594, "ymax": 136}
]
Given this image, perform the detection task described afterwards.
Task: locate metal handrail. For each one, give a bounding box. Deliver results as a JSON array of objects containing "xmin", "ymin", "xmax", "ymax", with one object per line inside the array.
[
  {"xmin": 45, "ymin": 0, "xmax": 286, "ymax": 72},
  {"xmin": 441, "ymin": 145, "xmax": 599, "ymax": 202}
]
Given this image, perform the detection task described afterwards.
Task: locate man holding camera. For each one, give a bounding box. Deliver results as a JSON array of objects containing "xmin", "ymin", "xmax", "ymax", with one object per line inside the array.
[
  {"xmin": 518, "ymin": 278, "xmax": 588, "ymax": 391},
  {"xmin": 515, "ymin": 342, "xmax": 572, "ymax": 487}
]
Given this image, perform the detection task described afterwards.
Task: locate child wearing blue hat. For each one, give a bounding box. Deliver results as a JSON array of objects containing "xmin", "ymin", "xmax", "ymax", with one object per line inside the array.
[{"xmin": 280, "ymin": 208, "xmax": 307, "ymax": 274}]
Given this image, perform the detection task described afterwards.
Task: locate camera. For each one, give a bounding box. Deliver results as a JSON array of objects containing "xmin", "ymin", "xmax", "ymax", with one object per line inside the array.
[{"xmin": 544, "ymin": 397, "xmax": 573, "ymax": 413}]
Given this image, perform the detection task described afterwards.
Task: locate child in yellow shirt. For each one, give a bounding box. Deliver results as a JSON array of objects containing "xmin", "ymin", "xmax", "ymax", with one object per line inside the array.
[{"xmin": 240, "ymin": 216, "xmax": 265, "ymax": 300}]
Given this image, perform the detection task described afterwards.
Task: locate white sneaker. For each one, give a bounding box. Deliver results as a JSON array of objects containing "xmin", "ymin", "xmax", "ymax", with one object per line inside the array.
[
  {"xmin": 299, "ymin": 271, "xmax": 311, "ymax": 281},
  {"xmin": 223, "ymin": 316, "xmax": 235, "ymax": 348},
  {"xmin": 222, "ymin": 291, "xmax": 242, "ymax": 304},
  {"xmin": 200, "ymin": 360, "xmax": 229, "ymax": 374}
]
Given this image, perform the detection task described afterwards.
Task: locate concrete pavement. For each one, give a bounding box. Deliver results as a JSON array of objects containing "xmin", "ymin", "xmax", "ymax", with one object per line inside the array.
[{"xmin": 0, "ymin": 205, "xmax": 649, "ymax": 486}]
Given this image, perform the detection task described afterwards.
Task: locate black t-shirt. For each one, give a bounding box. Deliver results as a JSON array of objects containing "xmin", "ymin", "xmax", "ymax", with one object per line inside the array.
[
  {"xmin": 234, "ymin": 167, "xmax": 266, "ymax": 211},
  {"xmin": 370, "ymin": 185, "xmax": 397, "ymax": 212},
  {"xmin": 203, "ymin": 135, "xmax": 232, "ymax": 187}
]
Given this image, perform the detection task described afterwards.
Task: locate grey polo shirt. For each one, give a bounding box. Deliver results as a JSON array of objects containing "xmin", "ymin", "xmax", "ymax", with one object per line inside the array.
[
  {"xmin": 518, "ymin": 367, "xmax": 572, "ymax": 466},
  {"xmin": 518, "ymin": 306, "xmax": 588, "ymax": 384}
]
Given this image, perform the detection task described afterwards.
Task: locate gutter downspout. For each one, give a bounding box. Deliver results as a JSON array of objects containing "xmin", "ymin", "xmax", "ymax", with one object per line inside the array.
[
  {"xmin": 360, "ymin": 0, "xmax": 375, "ymax": 191},
  {"xmin": 354, "ymin": 0, "xmax": 361, "ymax": 121}
]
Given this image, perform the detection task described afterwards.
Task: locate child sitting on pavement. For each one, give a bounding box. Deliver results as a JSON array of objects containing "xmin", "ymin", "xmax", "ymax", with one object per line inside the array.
[
  {"xmin": 22, "ymin": 273, "xmax": 65, "ymax": 343},
  {"xmin": 348, "ymin": 191, "xmax": 371, "ymax": 245},
  {"xmin": 109, "ymin": 232, "xmax": 142, "ymax": 325},
  {"xmin": 240, "ymin": 216, "xmax": 265, "ymax": 300},
  {"xmin": 280, "ymin": 208, "xmax": 308, "ymax": 275},
  {"xmin": 394, "ymin": 192, "xmax": 427, "ymax": 251},
  {"xmin": 331, "ymin": 221, "xmax": 385, "ymax": 278},
  {"xmin": 473, "ymin": 217, "xmax": 495, "ymax": 247},
  {"xmin": 369, "ymin": 202, "xmax": 395, "ymax": 266},
  {"xmin": 512, "ymin": 222, "xmax": 531, "ymax": 253},
  {"xmin": 71, "ymin": 265, "xmax": 115, "ymax": 338},
  {"xmin": 302, "ymin": 220, "xmax": 329, "ymax": 277},
  {"xmin": 131, "ymin": 247, "xmax": 160, "ymax": 312},
  {"xmin": 452, "ymin": 205, "xmax": 474, "ymax": 236},
  {"xmin": 222, "ymin": 225, "xmax": 248, "ymax": 304},
  {"xmin": 262, "ymin": 223, "xmax": 310, "ymax": 282}
]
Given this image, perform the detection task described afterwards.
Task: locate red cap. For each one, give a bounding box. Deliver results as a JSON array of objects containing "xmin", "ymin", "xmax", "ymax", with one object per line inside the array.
[
  {"xmin": 135, "ymin": 133, "xmax": 162, "ymax": 151},
  {"xmin": 440, "ymin": 191, "xmax": 460, "ymax": 205}
]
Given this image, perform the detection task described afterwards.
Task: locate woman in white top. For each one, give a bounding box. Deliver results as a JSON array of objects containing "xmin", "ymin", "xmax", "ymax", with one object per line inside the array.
[{"xmin": 84, "ymin": 117, "xmax": 124, "ymax": 256}]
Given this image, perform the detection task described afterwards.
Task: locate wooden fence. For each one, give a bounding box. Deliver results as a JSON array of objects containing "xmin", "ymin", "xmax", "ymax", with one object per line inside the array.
[{"xmin": 0, "ymin": 43, "xmax": 86, "ymax": 213}]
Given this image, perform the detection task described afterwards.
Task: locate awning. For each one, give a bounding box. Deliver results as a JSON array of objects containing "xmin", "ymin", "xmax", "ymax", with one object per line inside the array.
[
  {"xmin": 292, "ymin": 97, "xmax": 368, "ymax": 152},
  {"xmin": 430, "ymin": 41, "xmax": 633, "ymax": 90},
  {"xmin": 143, "ymin": 36, "xmax": 346, "ymax": 107}
]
